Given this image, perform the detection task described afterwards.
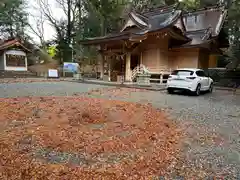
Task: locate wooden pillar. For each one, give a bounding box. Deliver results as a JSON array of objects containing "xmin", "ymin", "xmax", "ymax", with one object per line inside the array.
[
  {"xmin": 157, "ymin": 47, "xmax": 160, "ymax": 69},
  {"xmin": 160, "ymin": 74, "xmax": 163, "ymax": 84},
  {"xmin": 140, "ymin": 52, "xmax": 143, "ymax": 65},
  {"xmin": 98, "ymin": 53, "xmax": 104, "ymax": 79},
  {"xmin": 108, "ymin": 56, "xmax": 111, "ymax": 81},
  {"xmin": 103, "ymin": 55, "xmax": 109, "ymax": 81},
  {"xmin": 3, "ymin": 52, "xmax": 6, "ymax": 70},
  {"xmin": 125, "ymin": 52, "xmax": 131, "ymax": 82}
]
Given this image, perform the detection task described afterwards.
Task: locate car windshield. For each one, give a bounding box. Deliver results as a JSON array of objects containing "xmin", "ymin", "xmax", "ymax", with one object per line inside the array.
[{"xmin": 171, "ymin": 70, "xmax": 194, "ymax": 76}]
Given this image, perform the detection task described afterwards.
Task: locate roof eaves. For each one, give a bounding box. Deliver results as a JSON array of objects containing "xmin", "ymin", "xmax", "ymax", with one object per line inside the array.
[
  {"xmin": 182, "ymin": 4, "xmax": 226, "ymax": 16},
  {"xmin": 169, "ymin": 29, "xmax": 191, "ymax": 41},
  {"xmin": 214, "ymin": 9, "xmax": 227, "ymax": 36},
  {"xmin": 79, "ymin": 33, "xmax": 130, "ymax": 45},
  {"xmin": 171, "ymin": 39, "xmax": 213, "ymax": 49}
]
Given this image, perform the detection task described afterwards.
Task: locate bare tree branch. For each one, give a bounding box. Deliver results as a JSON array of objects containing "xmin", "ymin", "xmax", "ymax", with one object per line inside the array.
[{"xmin": 27, "ymin": 8, "xmax": 45, "ymax": 47}]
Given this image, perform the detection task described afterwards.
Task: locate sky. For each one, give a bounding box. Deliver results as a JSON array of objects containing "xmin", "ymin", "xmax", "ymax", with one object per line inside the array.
[{"xmin": 27, "ymin": 0, "xmax": 65, "ymax": 44}]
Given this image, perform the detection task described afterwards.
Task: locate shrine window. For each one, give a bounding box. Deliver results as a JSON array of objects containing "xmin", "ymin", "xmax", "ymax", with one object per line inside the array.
[{"xmin": 6, "ymin": 54, "xmax": 26, "ymax": 67}]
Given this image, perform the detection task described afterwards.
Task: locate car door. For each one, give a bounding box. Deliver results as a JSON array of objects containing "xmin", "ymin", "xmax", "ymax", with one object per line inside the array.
[
  {"xmin": 202, "ymin": 71, "xmax": 211, "ymax": 88},
  {"xmin": 196, "ymin": 70, "xmax": 208, "ymax": 89}
]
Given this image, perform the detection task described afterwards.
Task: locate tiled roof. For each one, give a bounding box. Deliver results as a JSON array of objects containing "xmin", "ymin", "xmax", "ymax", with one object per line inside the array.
[
  {"xmin": 80, "ymin": 4, "xmax": 228, "ymax": 48},
  {"xmin": 0, "ymin": 39, "xmax": 31, "ymax": 52},
  {"xmin": 182, "ymin": 6, "xmax": 227, "ymax": 36}
]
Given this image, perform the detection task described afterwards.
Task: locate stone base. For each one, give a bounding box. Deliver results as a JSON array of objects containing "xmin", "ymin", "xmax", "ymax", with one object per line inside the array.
[
  {"xmin": 117, "ymin": 75, "xmax": 124, "ymax": 82},
  {"xmin": 137, "ymin": 74, "xmax": 150, "ymax": 86},
  {"xmin": 103, "ymin": 75, "xmax": 109, "ymax": 81},
  {"xmin": 73, "ymin": 73, "xmax": 82, "ymax": 80}
]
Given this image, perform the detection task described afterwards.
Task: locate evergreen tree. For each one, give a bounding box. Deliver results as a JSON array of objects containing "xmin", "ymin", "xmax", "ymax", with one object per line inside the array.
[{"xmin": 0, "ymin": 0, "xmax": 28, "ymax": 39}]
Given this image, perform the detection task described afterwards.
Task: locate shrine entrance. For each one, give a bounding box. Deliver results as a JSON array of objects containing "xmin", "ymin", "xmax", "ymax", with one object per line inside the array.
[{"xmin": 131, "ymin": 54, "xmax": 140, "ymax": 70}]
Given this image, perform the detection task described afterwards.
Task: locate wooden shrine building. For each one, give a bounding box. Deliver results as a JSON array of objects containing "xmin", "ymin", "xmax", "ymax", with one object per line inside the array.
[
  {"xmin": 0, "ymin": 39, "xmax": 31, "ymax": 71},
  {"xmin": 80, "ymin": 4, "xmax": 229, "ymax": 82}
]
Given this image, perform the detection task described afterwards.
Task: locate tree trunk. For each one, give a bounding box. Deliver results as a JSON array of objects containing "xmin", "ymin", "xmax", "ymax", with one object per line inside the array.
[{"xmin": 67, "ymin": 0, "xmax": 71, "ymax": 44}]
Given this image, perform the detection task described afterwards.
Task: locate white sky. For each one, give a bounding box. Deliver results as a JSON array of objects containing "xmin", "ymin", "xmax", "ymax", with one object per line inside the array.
[{"xmin": 27, "ymin": 0, "xmax": 65, "ymax": 44}]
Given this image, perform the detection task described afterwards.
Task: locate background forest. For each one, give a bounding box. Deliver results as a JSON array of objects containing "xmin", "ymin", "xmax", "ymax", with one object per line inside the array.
[{"xmin": 0, "ymin": 0, "xmax": 239, "ymax": 68}]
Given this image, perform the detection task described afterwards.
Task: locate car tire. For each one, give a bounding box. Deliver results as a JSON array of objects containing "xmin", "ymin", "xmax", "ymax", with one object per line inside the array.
[
  {"xmin": 207, "ymin": 83, "xmax": 213, "ymax": 93},
  {"xmin": 194, "ymin": 84, "xmax": 201, "ymax": 96},
  {"xmin": 167, "ymin": 88, "xmax": 174, "ymax": 94}
]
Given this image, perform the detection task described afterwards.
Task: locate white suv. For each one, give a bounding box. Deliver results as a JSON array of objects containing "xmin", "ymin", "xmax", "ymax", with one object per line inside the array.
[{"xmin": 166, "ymin": 68, "xmax": 213, "ymax": 96}]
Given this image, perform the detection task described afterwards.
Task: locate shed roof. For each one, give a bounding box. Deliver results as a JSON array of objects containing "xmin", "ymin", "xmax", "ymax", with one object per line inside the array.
[{"xmin": 0, "ymin": 39, "xmax": 32, "ymax": 53}]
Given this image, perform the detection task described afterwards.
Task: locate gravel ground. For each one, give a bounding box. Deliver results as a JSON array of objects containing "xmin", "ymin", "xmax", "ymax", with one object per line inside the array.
[
  {"xmin": 88, "ymin": 88, "xmax": 240, "ymax": 178},
  {"xmin": 1, "ymin": 81, "xmax": 240, "ymax": 178},
  {"xmin": 0, "ymin": 81, "xmax": 108, "ymax": 98}
]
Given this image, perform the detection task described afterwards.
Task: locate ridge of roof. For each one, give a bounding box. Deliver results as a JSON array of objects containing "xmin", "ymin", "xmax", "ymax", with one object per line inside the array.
[
  {"xmin": 128, "ymin": 12, "xmax": 148, "ymax": 29},
  {"xmin": 140, "ymin": 3, "xmax": 179, "ymax": 17},
  {"xmin": 141, "ymin": 3, "xmax": 178, "ymax": 14},
  {"xmin": 133, "ymin": 11, "xmax": 149, "ymax": 22}
]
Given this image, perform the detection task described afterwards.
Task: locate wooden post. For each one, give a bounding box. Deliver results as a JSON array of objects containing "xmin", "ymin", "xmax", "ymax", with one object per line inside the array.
[
  {"xmin": 125, "ymin": 52, "xmax": 131, "ymax": 82},
  {"xmin": 120, "ymin": 55, "xmax": 125, "ymax": 84},
  {"xmin": 99, "ymin": 53, "xmax": 104, "ymax": 79},
  {"xmin": 108, "ymin": 56, "xmax": 111, "ymax": 81},
  {"xmin": 160, "ymin": 73, "xmax": 163, "ymax": 84},
  {"xmin": 140, "ymin": 52, "xmax": 143, "ymax": 65}
]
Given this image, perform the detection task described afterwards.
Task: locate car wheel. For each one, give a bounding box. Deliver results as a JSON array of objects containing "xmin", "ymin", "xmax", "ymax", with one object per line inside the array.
[
  {"xmin": 167, "ymin": 88, "xmax": 174, "ymax": 94},
  {"xmin": 194, "ymin": 84, "xmax": 201, "ymax": 96},
  {"xmin": 208, "ymin": 83, "xmax": 213, "ymax": 93}
]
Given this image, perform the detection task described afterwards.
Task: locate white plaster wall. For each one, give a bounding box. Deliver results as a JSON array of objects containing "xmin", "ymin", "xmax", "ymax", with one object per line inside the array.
[{"xmin": 4, "ymin": 50, "xmax": 28, "ymax": 71}]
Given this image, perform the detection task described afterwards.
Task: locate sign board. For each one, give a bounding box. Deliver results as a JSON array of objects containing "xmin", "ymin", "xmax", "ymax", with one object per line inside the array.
[
  {"xmin": 63, "ymin": 62, "xmax": 79, "ymax": 73},
  {"xmin": 48, "ymin": 69, "xmax": 58, "ymax": 78}
]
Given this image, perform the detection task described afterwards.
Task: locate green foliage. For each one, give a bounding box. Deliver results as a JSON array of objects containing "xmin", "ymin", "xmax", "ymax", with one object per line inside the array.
[
  {"xmin": 224, "ymin": 0, "xmax": 240, "ymax": 68},
  {"xmin": 47, "ymin": 45, "xmax": 58, "ymax": 58},
  {"xmin": 0, "ymin": 0, "xmax": 28, "ymax": 39}
]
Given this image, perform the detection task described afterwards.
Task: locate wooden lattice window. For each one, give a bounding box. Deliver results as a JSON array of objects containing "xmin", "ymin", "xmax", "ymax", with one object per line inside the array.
[{"xmin": 6, "ymin": 54, "xmax": 26, "ymax": 67}]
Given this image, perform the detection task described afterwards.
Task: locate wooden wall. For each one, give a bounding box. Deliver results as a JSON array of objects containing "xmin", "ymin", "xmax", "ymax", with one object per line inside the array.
[
  {"xmin": 208, "ymin": 54, "xmax": 217, "ymax": 68},
  {"xmin": 127, "ymin": 33, "xmax": 218, "ymax": 75},
  {"xmin": 169, "ymin": 48, "xmax": 199, "ymax": 69},
  {"xmin": 139, "ymin": 35, "xmax": 203, "ymax": 72},
  {"xmin": 141, "ymin": 35, "xmax": 169, "ymax": 72},
  {"xmin": 198, "ymin": 49, "xmax": 210, "ymax": 69}
]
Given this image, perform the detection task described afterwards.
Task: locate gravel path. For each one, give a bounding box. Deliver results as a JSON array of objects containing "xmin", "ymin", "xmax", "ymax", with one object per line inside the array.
[
  {"xmin": 1, "ymin": 81, "xmax": 240, "ymax": 177},
  {"xmin": 81, "ymin": 87, "xmax": 240, "ymax": 177},
  {"xmin": 0, "ymin": 81, "xmax": 108, "ymax": 98},
  {"xmin": 91, "ymin": 89, "xmax": 240, "ymax": 177}
]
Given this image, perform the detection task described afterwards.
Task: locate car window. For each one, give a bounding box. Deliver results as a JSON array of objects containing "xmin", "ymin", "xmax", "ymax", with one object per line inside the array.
[
  {"xmin": 171, "ymin": 70, "xmax": 194, "ymax": 76},
  {"xmin": 196, "ymin": 70, "xmax": 206, "ymax": 77}
]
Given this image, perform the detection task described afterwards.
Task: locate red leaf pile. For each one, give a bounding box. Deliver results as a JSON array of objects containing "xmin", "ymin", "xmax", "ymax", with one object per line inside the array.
[{"xmin": 0, "ymin": 96, "xmax": 182, "ymax": 179}]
